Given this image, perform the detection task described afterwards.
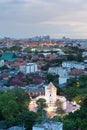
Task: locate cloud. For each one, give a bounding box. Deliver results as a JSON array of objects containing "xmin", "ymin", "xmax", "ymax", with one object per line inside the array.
[{"xmin": 0, "ymin": 0, "xmax": 87, "ymax": 38}]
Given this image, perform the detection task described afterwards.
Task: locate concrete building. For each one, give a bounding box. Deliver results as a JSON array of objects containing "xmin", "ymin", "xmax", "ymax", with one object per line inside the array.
[
  {"xmin": 7, "ymin": 126, "xmax": 25, "ymax": 130},
  {"xmin": 82, "ymin": 51, "xmax": 87, "ymax": 57},
  {"xmin": 48, "ymin": 67, "xmax": 69, "ymax": 85},
  {"xmin": 62, "ymin": 61, "xmax": 85, "ymax": 70},
  {"xmin": 0, "ymin": 60, "xmax": 4, "ymax": 67},
  {"xmin": 33, "ymin": 121, "xmax": 63, "ymax": 130},
  {"xmin": 20, "ymin": 63, "xmax": 38, "ymax": 74}
]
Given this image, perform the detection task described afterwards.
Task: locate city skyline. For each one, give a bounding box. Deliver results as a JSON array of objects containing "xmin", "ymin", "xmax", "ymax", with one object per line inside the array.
[{"xmin": 0, "ymin": 0, "xmax": 87, "ymax": 39}]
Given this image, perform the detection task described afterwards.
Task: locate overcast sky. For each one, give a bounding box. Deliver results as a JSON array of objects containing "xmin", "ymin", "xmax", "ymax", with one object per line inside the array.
[{"xmin": 0, "ymin": 0, "xmax": 87, "ymax": 39}]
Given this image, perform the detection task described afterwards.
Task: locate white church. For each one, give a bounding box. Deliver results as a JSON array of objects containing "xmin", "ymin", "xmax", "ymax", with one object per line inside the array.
[{"xmin": 29, "ymin": 82, "xmax": 67, "ymax": 112}]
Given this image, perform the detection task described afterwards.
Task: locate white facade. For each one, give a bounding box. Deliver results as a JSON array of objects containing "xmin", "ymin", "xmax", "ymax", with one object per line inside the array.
[
  {"xmin": 48, "ymin": 67, "xmax": 69, "ymax": 85},
  {"xmin": 20, "ymin": 63, "xmax": 37, "ymax": 74},
  {"xmin": 82, "ymin": 51, "xmax": 87, "ymax": 57},
  {"xmin": 7, "ymin": 126, "xmax": 25, "ymax": 130},
  {"xmin": 33, "ymin": 127, "xmax": 44, "ymax": 130},
  {"xmin": 59, "ymin": 77, "xmax": 68, "ymax": 85},
  {"xmin": 20, "ymin": 64, "xmax": 25, "ymax": 72},
  {"xmin": 34, "ymin": 82, "xmax": 67, "ymax": 111},
  {"xmin": 33, "ymin": 121, "xmax": 63, "ymax": 130},
  {"xmin": 25, "ymin": 63, "xmax": 37, "ymax": 74},
  {"xmin": 0, "ymin": 60, "xmax": 4, "ymax": 67},
  {"xmin": 62, "ymin": 61, "xmax": 85, "ymax": 70},
  {"xmin": 45, "ymin": 82, "xmax": 57, "ymax": 105},
  {"xmin": 49, "ymin": 67, "xmax": 68, "ymax": 76}
]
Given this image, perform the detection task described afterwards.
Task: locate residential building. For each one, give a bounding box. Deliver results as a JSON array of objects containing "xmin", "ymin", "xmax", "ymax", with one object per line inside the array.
[
  {"xmin": 0, "ymin": 60, "xmax": 4, "ymax": 67},
  {"xmin": 82, "ymin": 51, "xmax": 87, "ymax": 57},
  {"xmin": 48, "ymin": 67, "xmax": 69, "ymax": 85},
  {"xmin": 1, "ymin": 52, "xmax": 17, "ymax": 61},
  {"xmin": 33, "ymin": 121, "xmax": 63, "ymax": 130},
  {"xmin": 20, "ymin": 63, "xmax": 38, "ymax": 74},
  {"xmin": 62, "ymin": 61, "xmax": 85, "ymax": 70},
  {"xmin": 7, "ymin": 126, "xmax": 25, "ymax": 130}
]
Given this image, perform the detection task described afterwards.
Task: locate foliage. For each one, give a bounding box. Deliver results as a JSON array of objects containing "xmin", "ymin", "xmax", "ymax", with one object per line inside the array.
[
  {"xmin": 8, "ymin": 46, "xmax": 22, "ymax": 51},
  {"xmin": 62, "ymin": 96, "xmax": 87, "ymax": 130},
  {"xmin": 64, "ymin": 87, "xmax": 78, "ymax": 101},
  {"xmin": 16, "ymin": 111, "xmax": 38, "ymax": 130},
  {"xmin": 36, "ymin": 98, "xmax": 47, "ymax": 111},
  {"xmin": 36, "ymin": 98, "xmax": 48, "ymax": 120},
  {"xmin": 41, "ymin": 63, "xmax": 49, "ymax": 71},
  {"xmin": 65, "ymin": 75, "xmax": 87, "ymax": 102},
  {"xmin": 8, "ymin": 87, "xmax": 30, "ymax": 109},
  {"xmin": 0, "ymin": 88, "xmax": 30, "ymax": 121},
  {"xmin": 63, "ymin": 119, "xmax": 76, "ymax": 130},
  {"xmin": 23, "ymin": 75, "xmax": 33, "ymax": 83},
  {"xmin": 46, "ymin": 73, "xmax": 59, "ymax": 83},
  {"xmin": 79, "ymin": 75, "xmax": 87, "ymax": 88},
  {"xmin": 63, "ymin": 82, "xmax": 87, "ymax": 129},
  {"xmin": 24, "ymin": 47, "xmax": 32, "ymax": 53},
  {"xmin": 55, "ymin": 100, "xmax": 65, "ymax": 116},
  {"xmin": 0, "ymin": 92, "xmax": 19, "ymax": 120},
  {"xmin": 51, "ymin": 116, "xmax": 62, "ymax": 122},
  {"xmin": 66, "ymin": 54, "xmax": 75, "ymax": 61},
  {"xmin": 0, "ymin": 65, "xmax": 8, "ymax": 70},
  {"xmin": 67, "ymin": 78, "xmax": 77, "ymax": 87},
  {"xmin": 7, "ymin": 111, "xmax": 38, "ymax": 130}
]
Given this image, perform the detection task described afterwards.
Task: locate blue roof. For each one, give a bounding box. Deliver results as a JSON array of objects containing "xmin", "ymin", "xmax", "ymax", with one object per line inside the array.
[{"xmin": 1, "ymin": 52, "xmax": 17, "ymax": 61}]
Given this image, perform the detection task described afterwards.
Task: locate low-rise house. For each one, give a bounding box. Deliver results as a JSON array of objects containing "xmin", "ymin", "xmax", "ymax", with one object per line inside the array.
[
  {"xmin": 2, "ymin": 73, "xmax": 9, "ymax": 80},
  {"xmin": 62, "ymin": 61, "xmax": 85, "ymax": 70},
  {"xmin": 36, "ymin": 61, "xmax": 47, "ymax": 71},
  {"xmin": 0, "ymin": 60, "xmax": 4, "ymax": 67},
  {"xmin": 69, "ymin": 69, "xmax": 84, "ymax": 77},
  {"xmin": 33, "ymin": 121, "xmax": 63, "ymax": 130},
  {"xmin": 1, "ymin": 52, "xmax": 17, "ymax": 61},
  {"xmin": 45, "ymin": 53, "xmax": 57, "ymax": 60},
  {"xmin": 10, "ymin": 73, "xmax": 46, "ymax": 87},
  {"xmin": 7, "ymin": 126, "xmax": 25, "ymax": 130},
  {"xmin": 82, "ymin": 51, "xmax": 87, "ymax": 57}
]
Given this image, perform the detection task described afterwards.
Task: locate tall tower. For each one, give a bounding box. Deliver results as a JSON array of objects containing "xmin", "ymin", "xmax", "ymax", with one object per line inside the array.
[{"xmin": 45, "ymin": 82, "xmax": 57, "ymax": 106}]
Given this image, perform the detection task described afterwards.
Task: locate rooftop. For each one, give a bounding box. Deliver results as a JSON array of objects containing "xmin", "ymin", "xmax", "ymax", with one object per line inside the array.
[
  {"xmin": 1, "ymin": 52, "xmax": 17, "ymax": 61},
  {"xmin": 33, "ymin": 121, "xmax": 63, "ymax": 130}
]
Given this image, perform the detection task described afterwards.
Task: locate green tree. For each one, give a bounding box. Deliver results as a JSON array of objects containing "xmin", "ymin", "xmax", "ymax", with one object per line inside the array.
[
  {"xmin": 36, "ymin": 98, "xmax": 48, "ymax": 120},
  {"xmin": 67, "ymin": 78, "xmax": 77, "ymax": 87},
  {"xmin": 41, "ymin": 63, "xmax": 49, "ymax": 71},
  {"xmin": 64, "ymin": 87, "xmax": 78, "ymax": 101},
  {"xmin": 79, "ymin": 75, "xmax": 87, "ymax": 88},
  {"xmin": 8, "ymin": 87, "xmax": 31, "ymax": 109},
  {"xmin": 55, "ymin": 100, "xmax": 65, "ymax": 116},
  {"xmin": 7, "ymin": 111, "xmax": 38, "ymax": 130},
  {"xmin": 63, "ymin": 119, "xmax": 76, "ymax": 130},
  {"xmin": 8, "ymin": 46, "xmax": 22, "ymax": 51},
  {"xmin": 36, "ymin": 98, "xmax": 47, "ymax": 110},
  {"xmin": 46, "ymin": 73, "xmax": 54, "ymax": 83},
  {"xmin": 0, "ymin": 92, "xmax": 19, "ymax": 120},
  {"xmin": 16, "ymin": 111, "xmax": 38, "ymax": 130},
  {"xmin": 0, "ymin": 88, "xmax": 31, "ymax": 121}
]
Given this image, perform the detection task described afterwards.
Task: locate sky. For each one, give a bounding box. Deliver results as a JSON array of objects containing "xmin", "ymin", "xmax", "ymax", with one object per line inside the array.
[{"xmin": 0, "ymin": 0, "xmax": 87, "ymax": 39}]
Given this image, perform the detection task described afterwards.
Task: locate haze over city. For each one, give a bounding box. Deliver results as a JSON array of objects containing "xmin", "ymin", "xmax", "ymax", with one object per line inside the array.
[{"xmin": 0, "ymin": 0, "xmax": 87, "ymax": 39}]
